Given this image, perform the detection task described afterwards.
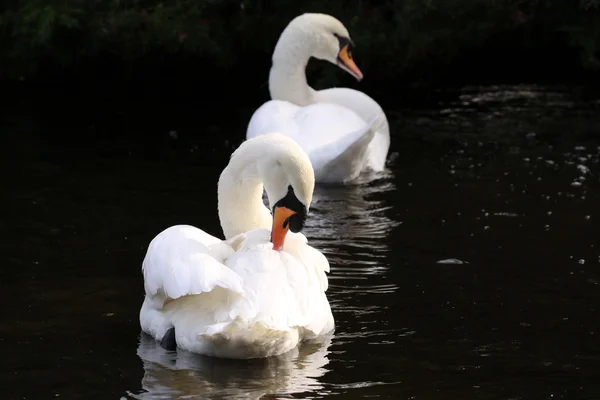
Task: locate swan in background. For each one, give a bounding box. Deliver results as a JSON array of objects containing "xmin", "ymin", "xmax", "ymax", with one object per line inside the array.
[
  {"xmin": 246, "ymin": 13, "xmax": 390, "ymax": 184},
  {"xmin": 139, "ymin": 133, "xmax": 334, "ymax": 359}
]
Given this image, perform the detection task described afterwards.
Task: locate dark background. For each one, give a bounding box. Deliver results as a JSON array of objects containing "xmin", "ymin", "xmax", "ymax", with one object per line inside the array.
[
  {"xmin": 3, "ymin": 2, "xmax": 600, "ymax": 399},
  {"xmin": 2, "ymin": 0, "xmax": 600, "ymax": 153}
]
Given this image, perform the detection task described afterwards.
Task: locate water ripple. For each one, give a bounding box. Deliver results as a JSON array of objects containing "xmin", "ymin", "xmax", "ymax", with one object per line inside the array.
[{"xmin": 328, "ymin": 283, "xmax": 399, "ymax": 294}]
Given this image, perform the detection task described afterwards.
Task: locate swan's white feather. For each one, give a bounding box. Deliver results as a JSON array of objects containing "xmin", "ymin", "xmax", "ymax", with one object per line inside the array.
[
  {"xmin": 142, "ymin": 225, "xmax": 244, "ymax": 303},
  {"xmin": 246, "ymin": 13, "xmax": 390, "ymax": 183},
  {"xmin": 140, "ymin": 224, "xmax": 334, "ymax": 359},
  {"xmin": 317, "ymin": 88, "xmax": 391, "ymax": 172},
  {"xmin": 247, "ymin": 100, "xmax": 385, "ymax": 182}
]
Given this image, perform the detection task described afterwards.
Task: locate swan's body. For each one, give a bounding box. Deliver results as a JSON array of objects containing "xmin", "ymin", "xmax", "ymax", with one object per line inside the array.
[
  {"xmin": 246, "ymin": 13, "xmax": 390, "ymax": 183},
  {"xmin": 139, "ymin": 134, "xmax": 334, "ymax": 359}
]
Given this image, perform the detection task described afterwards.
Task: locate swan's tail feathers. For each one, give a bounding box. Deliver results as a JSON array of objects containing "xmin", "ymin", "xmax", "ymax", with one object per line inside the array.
[
  {"xmin": 311, "ymin": 113, "xmax": 385, "ymax": 183},
  {"xmin": 195, "ymin": 319, "xmax": 300, "ymax": 359}
]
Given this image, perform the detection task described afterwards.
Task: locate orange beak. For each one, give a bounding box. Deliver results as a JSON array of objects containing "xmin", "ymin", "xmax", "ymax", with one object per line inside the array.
[
  {"xmin": 271, "ymin": 206, "xmax": 296, "ymax": 251},
  {"xmin": 337, "ymin": 44, "xmax": 363, "ymax": 81}
]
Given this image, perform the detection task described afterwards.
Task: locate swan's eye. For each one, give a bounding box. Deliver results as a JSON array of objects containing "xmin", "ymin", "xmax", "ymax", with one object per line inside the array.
[{"xmin": 333, "ymin": 33, "xmax": 354, "ymax": 53}]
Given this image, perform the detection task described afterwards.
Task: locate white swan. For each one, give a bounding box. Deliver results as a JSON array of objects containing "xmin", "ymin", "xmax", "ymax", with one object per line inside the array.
[
  {"xmin": 246, "ymin": 13, "xmax": 390, "ymax": 183},
  {"xmin": 139, "ymin": 133, "xmax": 334, "ymax": 359}
]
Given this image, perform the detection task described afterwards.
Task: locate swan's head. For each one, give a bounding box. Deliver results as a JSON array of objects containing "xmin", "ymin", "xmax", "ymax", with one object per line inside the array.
[
  {"xmin": 256, "ymin": 134, "xmax": 315, "ymax": 251},
  {"xmin": 276, "ymin": 13, "xmax": 363, "ymax": 81}
]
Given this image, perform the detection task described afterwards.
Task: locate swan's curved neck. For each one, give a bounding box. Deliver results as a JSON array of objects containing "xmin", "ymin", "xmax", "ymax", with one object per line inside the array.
[
  {"xmin": 268, "ymin": 28, "xmax": 317, "ymax": 106},
  {"xmin": 217, "ymin": 153, "xmax": 271, "ymax": 240}
]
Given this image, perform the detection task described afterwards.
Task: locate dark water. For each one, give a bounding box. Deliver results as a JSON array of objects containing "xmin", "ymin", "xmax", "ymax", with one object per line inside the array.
[{"xmin": 4, "ymin": 85, "xmax": 600, "ymax": 399}]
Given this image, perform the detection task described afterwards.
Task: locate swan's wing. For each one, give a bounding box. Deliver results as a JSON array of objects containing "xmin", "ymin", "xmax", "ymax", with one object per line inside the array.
[
  {"xmin": 280, "ymin": 232, "xmax": 334, "ymax": 336},
  {"xmin": 142, "ymin": 225, "xmax": 244, "ymax": 305},
  {"xmin": 225, "ymin": 228, "xmax": 272, "ymax": 252},
  {"xmin": 247, "ymin": 100, "xmax": 372, "ymax": 175},
  {"xmin": 227, "ymin": 229, "xmax": 331, "ymax": 290},
  {"xmin": 311, "ymin": 114, "xmax": 385, "ymax": 182},
  {"xmin": 246, "ymin": 100, "xmax": 301, "ymax": 140},
  {"xmin": 248, "ymin": 100, "xmax": 366, "ymax": 152},
  {"xmin": 317, "ymin": 88, "xmax": 391, "ymax": 171},
  {"xmin": 317, "ymin": 87, "xmax": 390, "ymax": 138},
  {"xmin": 282, "ymin": 232, "xmax": 331, "ymax": 293},
  {"xmin": 206, "ymin": 228, "xmax": 334, "ymax": 336}
]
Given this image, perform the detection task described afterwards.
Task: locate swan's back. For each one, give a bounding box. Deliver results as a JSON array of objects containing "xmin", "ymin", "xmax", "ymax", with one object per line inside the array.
[
  {"xmin": 247, "ymin": 100, "xmax": 368, "ymax": 168},
  {"xmin": 317, "ymin": 88, "xmax": 390, "ymax": 171},
  {"xmin": 140, "ymin": 225, "xmax": 334, "ymax": 359}
]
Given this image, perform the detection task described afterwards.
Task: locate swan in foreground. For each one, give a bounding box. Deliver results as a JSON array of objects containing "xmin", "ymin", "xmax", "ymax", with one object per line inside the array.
[
  {"xmin": 246, "ymin": 13, "xmax": 390, "ymax": 183},
  {"xmin": 139, "ymin": 133, "xmax": 334, "ymax": 359}
]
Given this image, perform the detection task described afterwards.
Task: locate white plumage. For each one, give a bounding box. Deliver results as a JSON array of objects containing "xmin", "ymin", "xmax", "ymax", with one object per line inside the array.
[
  {"xmin": 139, "ymin": 134, "xmax": 334, "ymax": 359},
  {"xmin": 246, "ymin": 13, "xmax": 390, "ymax": 183}
]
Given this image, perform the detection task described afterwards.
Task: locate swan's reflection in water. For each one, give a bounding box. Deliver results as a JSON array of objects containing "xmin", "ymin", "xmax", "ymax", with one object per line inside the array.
[
  {"xmin": 306, "ymin": 172, "xmax": 403, "ymax": 348},
  {"xmin": 307, "ymin": 171, "xmax": 399, "ymax": 278},
  {"xmin": 130, "ymin": 334, "xmax": 332, "ymax": 400}
]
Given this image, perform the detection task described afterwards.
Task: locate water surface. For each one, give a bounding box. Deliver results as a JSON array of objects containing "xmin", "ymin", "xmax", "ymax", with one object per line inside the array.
[{"xmin": 3, "ymin": 85, "xmax": 600, "ymax": 399}]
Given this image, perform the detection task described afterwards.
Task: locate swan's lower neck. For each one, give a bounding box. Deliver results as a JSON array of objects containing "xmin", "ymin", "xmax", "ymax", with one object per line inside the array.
[
  {"xmin": 217, "ymin": 165, "xmax": 271, "ymax": 240},
  {"xmin": 269, "ymin": 61, "xmax": 316, "ymax": 106}
]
